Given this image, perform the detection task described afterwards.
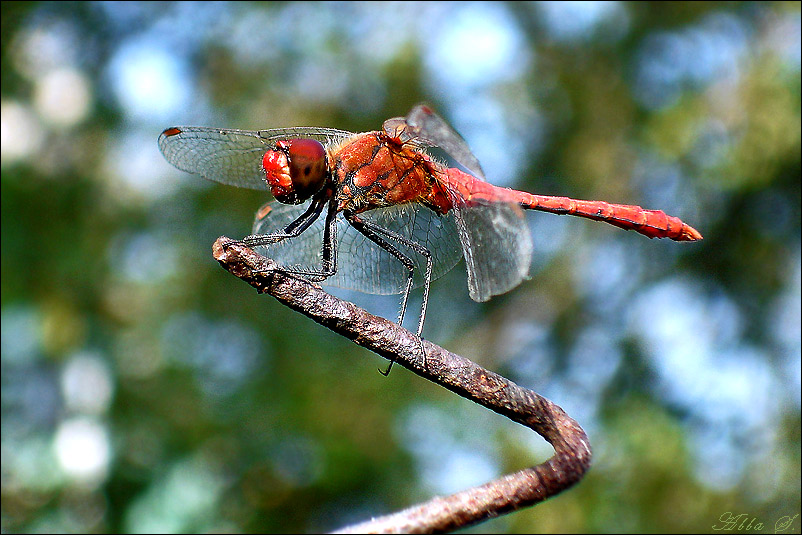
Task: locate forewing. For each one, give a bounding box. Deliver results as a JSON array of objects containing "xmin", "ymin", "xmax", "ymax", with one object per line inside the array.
[
  {"xmin": 252, "ymin": 202, "xmax": 463, "ymax": 295},
  {"xmin": 158, "ymin": 126, "xmax": 353, "ymax": 189}
]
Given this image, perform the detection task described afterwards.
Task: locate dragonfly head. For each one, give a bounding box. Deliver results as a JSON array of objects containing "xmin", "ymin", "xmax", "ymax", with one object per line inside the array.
[{"xmin": 263, "ymin": 139, "xmax": 328, "ymax": 204}]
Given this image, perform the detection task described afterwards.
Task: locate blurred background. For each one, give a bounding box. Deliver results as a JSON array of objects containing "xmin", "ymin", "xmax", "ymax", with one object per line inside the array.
[{"xmin": 1, "ymin": 1, "xmax": 799, "ymax": 533}]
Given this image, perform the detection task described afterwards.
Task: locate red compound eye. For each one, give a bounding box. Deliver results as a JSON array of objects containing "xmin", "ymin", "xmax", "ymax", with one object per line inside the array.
[
  {"xmin": 262, "ymin": 139, "xmax": 328, "ymax": 204},
  {"xmin": 286, "ymin": 139, "xmax": 327, "ymax": 200}
]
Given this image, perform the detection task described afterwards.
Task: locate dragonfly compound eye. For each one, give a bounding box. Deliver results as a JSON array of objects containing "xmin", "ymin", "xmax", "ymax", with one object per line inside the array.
[
  {"xmin": 287, "ymin": 138, "xmax": 327, "ymax": 199},
  {"xmin": 263, "ymin": 139, "xmax": 327, "ymax": 204}
]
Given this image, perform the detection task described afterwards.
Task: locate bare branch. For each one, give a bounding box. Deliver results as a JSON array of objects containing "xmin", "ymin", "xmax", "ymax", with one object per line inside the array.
[{"xmin": 213, "ymin": 237, "xmax": 592, "ymax": 534}]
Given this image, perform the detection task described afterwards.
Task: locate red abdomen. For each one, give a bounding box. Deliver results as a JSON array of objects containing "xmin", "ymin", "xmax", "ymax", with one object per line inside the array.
[
  {"xmin": 438, "ymin": 168, "xmax": 702, "ymax": 241},
  {"xmin": 513, "ymin": 191, "xmax": 702, "ymax": 241}
]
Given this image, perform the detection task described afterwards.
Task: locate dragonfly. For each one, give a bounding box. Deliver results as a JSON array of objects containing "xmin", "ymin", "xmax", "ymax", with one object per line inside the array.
[{"xmin": 160, "ymin": 104, "xmax": 701, "ymax": 365}]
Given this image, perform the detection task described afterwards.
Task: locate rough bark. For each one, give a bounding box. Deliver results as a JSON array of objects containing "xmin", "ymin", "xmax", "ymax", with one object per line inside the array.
[{"xmin": 213, "ymin": 237, "xmax": 592, "ymax": 534}]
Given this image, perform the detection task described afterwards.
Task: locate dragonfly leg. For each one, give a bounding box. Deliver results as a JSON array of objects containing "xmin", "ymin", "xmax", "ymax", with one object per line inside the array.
[
  {"xmin": 240, "ymin": 194, "xmax": 328, "ymax": 248},
  {"xmin": 248, "ymin": 194, "xmax": 340, "ymax": 283},
  {"xmin": 345, "ymin": 211, "xmax": 433, "ymax": 375}
]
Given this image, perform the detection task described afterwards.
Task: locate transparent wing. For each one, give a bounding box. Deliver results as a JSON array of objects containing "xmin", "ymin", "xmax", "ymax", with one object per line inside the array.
[
  {"xmin": 252, "ymin": 202, "xmax": 463, "ymax": 295},
  {"xmin": 452, "ymin": 197, "xmax": 533, "ymax": 302},
  {"xmin": 383, "ymin": 104, "xmax": 486, "ymax": 181},
  {"xmin": 158, "ymin": 126, "xmax": 353, "ymax": 189},
  {"xmin": 449, "ymin": 174, "xmax": 533, "ymax": 302},
  {"xmin": 385, "ymin": 104, "xmax": 533, "ymax": 301}
]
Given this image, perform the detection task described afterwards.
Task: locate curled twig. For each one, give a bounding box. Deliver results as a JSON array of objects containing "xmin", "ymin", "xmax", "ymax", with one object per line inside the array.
[{"xmin": 213, "ymin": 237, "xmax": 592, "ymax": 534}]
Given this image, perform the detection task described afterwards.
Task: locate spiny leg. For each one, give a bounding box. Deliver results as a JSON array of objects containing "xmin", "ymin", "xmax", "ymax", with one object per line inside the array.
[
  {"xmin": 345, "ymin": 211, "xmax": 433, "ymax": 375},
  {"xmin": 246, "ymin": 194, "xmax": 340, "ymax": 283},
  {"xmin": 240, "ymin": 194, "xmax": 328, "ymax": 249}
]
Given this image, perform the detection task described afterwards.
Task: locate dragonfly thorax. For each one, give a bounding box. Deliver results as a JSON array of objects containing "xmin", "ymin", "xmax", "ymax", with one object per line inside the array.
[{"xmin": 263, "ymin": 139, "xmax": 329, "ymax": 204}]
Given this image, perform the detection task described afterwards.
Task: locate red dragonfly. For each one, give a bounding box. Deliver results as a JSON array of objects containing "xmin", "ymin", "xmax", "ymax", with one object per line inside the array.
[{"xmin": 160, "ymin": 104, "xmax": 701, "ymax": 342}]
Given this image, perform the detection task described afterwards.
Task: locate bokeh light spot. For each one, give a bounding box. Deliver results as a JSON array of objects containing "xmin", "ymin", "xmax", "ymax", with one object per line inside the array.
[
  {"xmin": 1, "ymin": 101, "xmax": 45, "ymax": 165},
  {"xmin": 54, "ymin": 418, "xmax": 112, "ymax": 484},
  {"xmin": 61, "ymin": 352, "xmax": 115, "ymax": 415},
  {"xmin": 107, "ymin": 41, "xmax": 191, "ymax": 121},
  {"xmin": 33, "ymin": 68, "xmax": 92, "ymax": 127}
]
